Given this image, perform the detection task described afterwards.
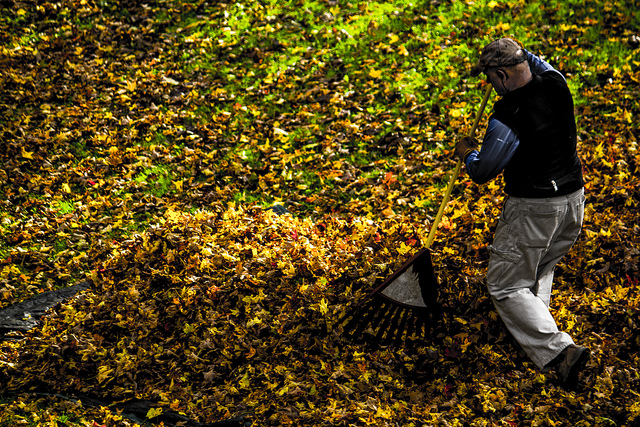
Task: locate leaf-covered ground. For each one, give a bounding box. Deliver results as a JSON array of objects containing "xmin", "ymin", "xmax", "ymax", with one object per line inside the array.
[{"xmin": 1, "ymin": 0, "xmax": 639, "ymax": 425}]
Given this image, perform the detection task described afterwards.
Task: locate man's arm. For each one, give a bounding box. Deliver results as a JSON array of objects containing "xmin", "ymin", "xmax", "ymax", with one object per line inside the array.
[{"xmin": 465, "ymin": 117, "xmax": 520, "ymax": 184}]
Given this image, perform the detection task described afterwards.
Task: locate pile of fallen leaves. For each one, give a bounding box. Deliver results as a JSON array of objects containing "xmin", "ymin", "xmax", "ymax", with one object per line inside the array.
[
  {"xmin": 1, "ymin": 0, "xmax": 640, "ymax": 425},
  {"xmin": 1, "ymin": 207, "xmax": 440, "ymax": 424},
  {"xmin": 1, "ymin": 203, "xmax": 639, "ymax": 426}
]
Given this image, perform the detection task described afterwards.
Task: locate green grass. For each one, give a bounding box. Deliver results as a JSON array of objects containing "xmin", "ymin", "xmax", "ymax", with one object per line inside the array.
[
  {"xmin": 53, "ymin": 200, "xmax": 75, "ymax": 216},
  {"xmin": 233, "ymin": 190, "xmax": 263, "ymax": 205},
  {"xmin": 133, "ymin": 164, "xmax": 176, "ymax": 197}
]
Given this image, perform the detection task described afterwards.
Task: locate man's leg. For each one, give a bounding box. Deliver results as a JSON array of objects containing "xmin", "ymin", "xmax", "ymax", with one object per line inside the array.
[
  {"xmin": 532, "ymin": 189, "xmax": 585, "ymax": 307},
  {"xmin": 486, "ymin": 190, "xmax": 584, "ymax": 369}
]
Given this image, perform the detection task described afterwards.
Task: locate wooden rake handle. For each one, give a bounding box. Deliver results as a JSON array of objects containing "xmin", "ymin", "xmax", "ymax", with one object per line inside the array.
[{"xmin": 424, "ymin": 85, "xmax": 493, "ymax": 249}]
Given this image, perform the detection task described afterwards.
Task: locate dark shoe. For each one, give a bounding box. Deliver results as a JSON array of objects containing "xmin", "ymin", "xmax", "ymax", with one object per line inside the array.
[{"xmin": 556, "ymin": 344, "xmax": 590, "ymax": 388}]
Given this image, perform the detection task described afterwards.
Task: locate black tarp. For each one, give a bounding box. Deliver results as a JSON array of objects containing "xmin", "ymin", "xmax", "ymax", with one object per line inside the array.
[{"xmin": 0, "ymin": 281, "xmax": 91, "ymax": 338}]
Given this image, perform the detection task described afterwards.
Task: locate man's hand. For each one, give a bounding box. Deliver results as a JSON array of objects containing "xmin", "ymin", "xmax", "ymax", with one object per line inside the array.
[{"xmin": 455, "ymin": 136, "xmax": 479, "ymax": 161}]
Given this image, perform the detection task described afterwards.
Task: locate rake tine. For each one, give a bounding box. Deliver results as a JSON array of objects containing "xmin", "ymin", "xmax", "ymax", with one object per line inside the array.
[
  {"xmin": 341, "ymin": 297, "xmax": 375, "ymax": 333},
  {"xmin": 376, "ymin": 302, "xmax": 403, "ymax": 344},
  {"xmin": 364, "ymin": 300, "xmax": 390, "ymax": 336},
  {"xmin": 340, "ymin": 306, "xmax": 363, "ymax": 337},
  {"xmin": 367, "ymin": 302, "xmax": 392, "ymax": 343},
  {"xmin": 343, "ymin": 298, "xmax": 387, "ymax": 340},
  {"xmin": 405, "ymin": 310, "xmax": 419, "ymax": 342},
  {"xmin": 418, "ymin": 309, "xmax": 431, "ymax": 338},
  {"xmin": 392, "ymin": 307, "xmax": 411, "ymax": 347},
  {"xmin": 402, "ymin": 310, "xmax": 416, "ymax": 342},
  {"xmin": 415, "ymin": 309, "xmax": 429, "ymax": 340},
  {"xmin": 409, "ymin": 309, "xmax": 427, "ymax": 342}
]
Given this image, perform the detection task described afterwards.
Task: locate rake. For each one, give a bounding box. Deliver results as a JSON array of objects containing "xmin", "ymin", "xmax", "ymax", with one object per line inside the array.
[{"xmin": 340, "ymin": 86, "xmax": 493, "ymax": 346}]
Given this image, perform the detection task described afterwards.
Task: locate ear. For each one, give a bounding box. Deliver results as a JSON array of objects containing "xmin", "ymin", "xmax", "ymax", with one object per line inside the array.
[{"xmin": 497, "ymin": 69, "xmax": 507, "ymax": 80}]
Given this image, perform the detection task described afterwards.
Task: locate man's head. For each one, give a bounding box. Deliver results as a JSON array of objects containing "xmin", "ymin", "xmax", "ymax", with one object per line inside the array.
[
  {"xmin": 471, "ymin": 38, "xmax": 531, "ymax": 95},
  {"xmin": 471, "ymin": 38, "xmax": 527, "ymax": 77}
]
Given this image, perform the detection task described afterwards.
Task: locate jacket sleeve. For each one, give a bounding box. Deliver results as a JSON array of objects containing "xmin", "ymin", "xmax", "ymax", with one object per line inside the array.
[{"xmin": 465, "ymin": 117, "xmax": 520, "ymax": 184}]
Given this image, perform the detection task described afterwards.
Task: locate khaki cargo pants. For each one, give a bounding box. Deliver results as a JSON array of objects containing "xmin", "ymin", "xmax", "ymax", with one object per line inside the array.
[{"xmin": 487, "ymin": 188, "xmax": 585, "ymax": 370}]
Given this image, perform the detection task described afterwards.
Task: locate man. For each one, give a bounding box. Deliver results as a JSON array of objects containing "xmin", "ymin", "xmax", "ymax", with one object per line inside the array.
[{"xmin": 455, "ymin": 38, "xmax": 589, "ymax": 388}]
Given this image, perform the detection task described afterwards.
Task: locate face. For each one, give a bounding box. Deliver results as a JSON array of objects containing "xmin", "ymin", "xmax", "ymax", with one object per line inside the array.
[{"xmin": 485, "ymin": 70, "xmax": 508, "ymax": 95}]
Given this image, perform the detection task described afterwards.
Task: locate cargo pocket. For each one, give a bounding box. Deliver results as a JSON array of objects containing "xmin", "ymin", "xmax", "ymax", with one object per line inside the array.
[
  {"xmin": 521, "ymin": 205, "xmax": 562, "ymax": 248},
  {"xmin": 487, "ymin": 201, "xmax": 523, "ymax": 294},
  {"xmin": 489, "ymin": 244, "xmax": 521, "ymax": 264},
  {"xmin": 491, "ymin": 200, "xmax": 521, "ymax": 254},
  {"xmin": 487, "ymin": 245, "xmax": 522, "ymax": 299},
  {"xmin": 500, "ymin": 199, "xmax": 518, "ymax": 224}
]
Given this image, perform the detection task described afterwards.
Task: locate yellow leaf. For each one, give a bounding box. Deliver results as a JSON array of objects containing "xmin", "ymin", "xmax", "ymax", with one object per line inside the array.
[
  {"xmin": 238, "ymin": 372, "xmax": 250, "ymax": 389},
  {"xmin": 414, "ymin": 198, "xmax": 429, "ymax": 208},
  {"xmin": 388, "ymin": 33, "xmax": 399, "ymax": 44},
  {"xmin": 369, "ymin": 68, "xmax": 383, "ymax": 78},
  {"xmin": 398, "ymin": 44, "xmax": 409, "ymax": 56},
  {"xmin": 319, "ymin": 298, "xmax": 328, "ymax": 315},
  {"xmin": 21, "ymin": 147, "xmax": 34, "ymax": 159},
  {"xmin": 599, "ymin": 228, "xmax": 611, "ymax": 237},
  {"xmin": 566, "ymin": 319, "xmax": 575, "ymax": 330},
  {"xmin": 97, "ymin": 366, "xmax": 114, "ymax": 383},
  {"xmin": 146, "ymin": 407, "xmax": 163, "ymax": 419},
  {"xmin": 375, "ymin": 405, "xmax": 392, "ymax": 419},
  {"xmin": 62, "ymin": 183, "xmax": 71, "ymax": 193},
  {"xmin": 382, "ymin": 207, "xmax": 395, "ymax": 217},
  {"xmin": 126, "ymin": 80, "xmax": 137, "ymax": 92},
  {"xmin": 450, "ymin": 108, "xmax": 463, "ymax": 118},
  {"xmin": 173, "ymin": 179, "xmax": 183, "ymax": 191},
  {"xmin": 164, "ymin": 208, "xmax": 182, "ymax": 222},
  {"xmin": 471, "ymin": 322, "xmax": 484, "ymax": 331},
  {"xmin": 487, "ymin": 0, "xmax": 499, "ymax": 8},
  {"xmin": 397, "ymin": 242, "xmax": 412, "ymax": 255},
  {"xmin": 246, "ymin": 316, "xmax": 262, "ymax": 327}
]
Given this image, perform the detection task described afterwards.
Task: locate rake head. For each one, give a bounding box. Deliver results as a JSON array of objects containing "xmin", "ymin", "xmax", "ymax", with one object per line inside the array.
[{"xmin": 339, "ymin": 248, "xmax": 443, "ymax": 347}]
